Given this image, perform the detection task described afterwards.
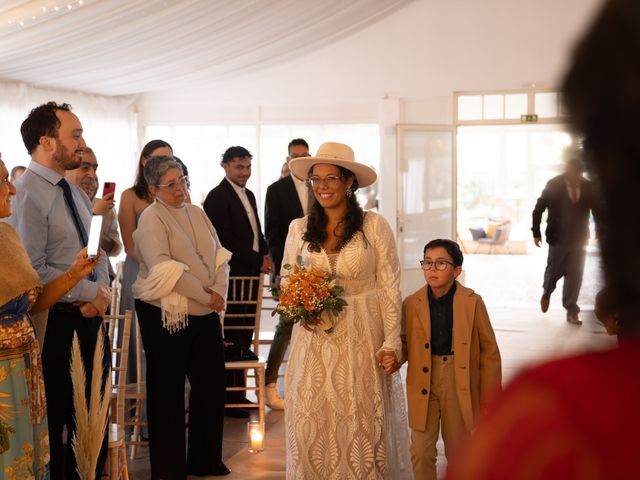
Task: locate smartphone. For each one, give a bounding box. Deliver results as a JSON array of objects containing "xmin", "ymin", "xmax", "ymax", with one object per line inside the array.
[
  {"xmin": 86, "ymin": 216, "xmax": 104, "ymax": 258},
  {"xmin": 102, "ymin": 182, "xmax": 116, "ymax": 197}
]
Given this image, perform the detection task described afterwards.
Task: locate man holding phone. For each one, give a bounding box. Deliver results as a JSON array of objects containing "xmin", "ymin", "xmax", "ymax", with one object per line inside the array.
[
  {"xmin": 6, "ymin": 102, "xmax": 111, "ymax": 479},
  {"xmin": 66, "ymin": 147, "xmax": 122, "ymax": 260}
]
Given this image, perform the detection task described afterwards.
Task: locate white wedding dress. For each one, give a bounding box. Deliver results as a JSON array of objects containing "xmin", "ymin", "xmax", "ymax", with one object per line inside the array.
[{"xmin": 283, "ymin": 212, "xmax": 411, "ymax": 479}]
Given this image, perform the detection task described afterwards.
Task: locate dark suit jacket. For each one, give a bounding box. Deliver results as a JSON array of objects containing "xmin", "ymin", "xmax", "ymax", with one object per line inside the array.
[
  {"xmin": 203, "ymin": 178, "xmax": 268, "ymax": 276},
  {"xmin": 531, "ymin": 173, "xmax": 601, "ymax": 246},
  {"xmin": 264, "ymin": 175, "xmax": 304, "ymax": 273}
]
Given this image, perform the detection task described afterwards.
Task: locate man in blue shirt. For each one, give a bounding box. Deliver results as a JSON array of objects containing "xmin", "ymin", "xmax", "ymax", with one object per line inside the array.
[{"xmin": 5, "ymin": 102, "xmax": 111, "ymax": 479}]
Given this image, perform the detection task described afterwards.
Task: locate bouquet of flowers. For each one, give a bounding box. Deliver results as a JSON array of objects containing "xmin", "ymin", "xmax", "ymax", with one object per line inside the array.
[{"xmin": 271, "ymin": 257, "xmax": 347, "ymax": 334}]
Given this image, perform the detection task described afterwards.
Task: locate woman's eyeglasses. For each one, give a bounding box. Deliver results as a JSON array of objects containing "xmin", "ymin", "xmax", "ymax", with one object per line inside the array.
[
  {"xmin": 306, "ymin": 174, "xmax": 343, "ymax": 188},
  {"xmin": 157, "ymin": 175, "xmax": 188, "ymax": 191},
  {"xmin": 420, "ymin": 259, "xmax": 455, "ymax": 271}
]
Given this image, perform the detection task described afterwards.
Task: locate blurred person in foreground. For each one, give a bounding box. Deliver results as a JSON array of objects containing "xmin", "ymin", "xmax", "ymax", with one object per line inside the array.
[
  {"xmin": 132, "ymin": 156, "xmax": 230, "ymax": 478},
  {"xmin": 447, "ymin": 1, "xmax": 640, "ymax": 478},
  {"xmin": 0, "ymin": 158, "xmax": 97, "ymax": 479}
]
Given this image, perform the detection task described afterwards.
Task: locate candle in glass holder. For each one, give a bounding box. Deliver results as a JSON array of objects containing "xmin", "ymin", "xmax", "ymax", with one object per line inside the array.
[{"xmin": 247, "ymin": 420, "xmax": 264, "ymax": 453}]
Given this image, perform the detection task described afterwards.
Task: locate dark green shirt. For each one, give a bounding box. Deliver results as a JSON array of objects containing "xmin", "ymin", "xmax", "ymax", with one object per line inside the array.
[{"xmin": 428, "ymin": 282, "xmax": 456, "ymax": 355}]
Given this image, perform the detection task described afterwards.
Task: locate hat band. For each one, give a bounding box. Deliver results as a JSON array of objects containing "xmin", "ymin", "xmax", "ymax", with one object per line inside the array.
[{"xmin": 316, "ymin": 153, "xmax": 352, "ymax": 162}]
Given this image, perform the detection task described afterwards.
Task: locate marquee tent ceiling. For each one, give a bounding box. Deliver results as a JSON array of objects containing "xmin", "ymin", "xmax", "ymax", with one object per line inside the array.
[{"xmin": 0, "ymin": 0, "xmax": 412, "ymax": 97}]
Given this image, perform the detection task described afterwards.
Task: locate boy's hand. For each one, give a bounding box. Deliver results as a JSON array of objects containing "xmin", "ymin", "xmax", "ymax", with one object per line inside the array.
[{"xmin": 378, "ymin": 350, "xmax": 399, "ymax": 374}]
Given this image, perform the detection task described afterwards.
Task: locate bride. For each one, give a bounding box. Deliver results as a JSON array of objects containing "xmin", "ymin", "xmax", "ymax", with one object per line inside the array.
[{"xmin": 283, "ymin": 142, "xmax": 411, "ymax": 479}]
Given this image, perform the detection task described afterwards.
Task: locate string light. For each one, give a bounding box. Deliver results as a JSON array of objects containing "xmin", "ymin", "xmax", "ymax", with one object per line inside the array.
[{"xmin": 1, "ymin": 0, "xmax": 88, "ymax": 30}]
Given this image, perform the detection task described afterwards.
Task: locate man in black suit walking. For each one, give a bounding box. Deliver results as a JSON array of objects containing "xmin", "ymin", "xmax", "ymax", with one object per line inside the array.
[
  {"xmin": 532, "ymin": 155, "xmax": 601, "ymax": 325},
  {"xmin": 263, "ymin": 138, "xmax": 311, "ymax": 410},
  {"xmin": 204, "ymin": 146, "xmax": 274, "ymax": 417}
]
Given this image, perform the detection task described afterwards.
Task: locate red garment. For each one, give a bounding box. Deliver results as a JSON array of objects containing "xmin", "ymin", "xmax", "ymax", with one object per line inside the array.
[{"xmin": 447, "ymin": 338, "xmax": 640, "ymax": 480}]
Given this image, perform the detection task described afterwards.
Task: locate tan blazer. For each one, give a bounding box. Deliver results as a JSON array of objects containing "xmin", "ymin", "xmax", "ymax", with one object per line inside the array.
[{"xmin": 400, "ymin": 281, "xmax": 502, "ymax": 431}]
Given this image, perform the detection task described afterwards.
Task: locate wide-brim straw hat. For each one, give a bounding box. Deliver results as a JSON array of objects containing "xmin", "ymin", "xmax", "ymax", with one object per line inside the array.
[{"xmin": 289, "ymin": 142, "xmax": 377, "ymax": 188}]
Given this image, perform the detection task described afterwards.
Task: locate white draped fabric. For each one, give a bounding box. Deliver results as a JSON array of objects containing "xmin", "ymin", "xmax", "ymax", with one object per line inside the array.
[
  {"xmin": 0, "ymin": 0, "xmax": 413, "ymax": 96},
  {"xmin": 283, "ymin": 212, "xmax": 412, "ymax": 479},
  {"xmin": 0, "ymin": 80, "xmax": 138, "ymax": 195}
]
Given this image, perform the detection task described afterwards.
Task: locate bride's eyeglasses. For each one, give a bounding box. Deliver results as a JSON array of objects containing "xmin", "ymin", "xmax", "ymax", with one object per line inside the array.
[
  {"xmin": 157, "ymin": 176, "xmax": 188, "ymax": 191},
  {"xmin": 306, "ymin": 174, "xmax": 343, "ymax": 188}
]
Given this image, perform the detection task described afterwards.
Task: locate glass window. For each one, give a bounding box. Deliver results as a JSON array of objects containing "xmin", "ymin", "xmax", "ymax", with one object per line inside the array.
[
  {"xmin": 457, "ymin": 95, "xmax": 483, "ymax": 121},
  {"xmin": 535, "ymin": 92, "xmax": 558, "ymax": 118},
  {"xmin": 483, "ymin": 95, "xmax": 504, "ymax": 120},
  {"xmin": 504, "ymin": 94, "xmax": 528, "ymax": 119},
  {"xmin": 457, "ymin": 124, "xmax": 571, "ymax": 242},
  {"xmin": 144, "ymin": 123, "xmax": 379, "ymax": 217}
]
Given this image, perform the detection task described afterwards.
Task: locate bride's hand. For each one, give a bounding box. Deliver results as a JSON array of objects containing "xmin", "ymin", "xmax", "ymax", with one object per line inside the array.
[{"xmin": 378, "ymin": 350, "xmax": 399, "ymax": 374}]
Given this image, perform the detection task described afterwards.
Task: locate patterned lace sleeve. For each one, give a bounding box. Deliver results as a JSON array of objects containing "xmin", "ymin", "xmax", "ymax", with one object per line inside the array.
[
  {"xmin": 280, "ymin": 217, "xmax": 306, "ymax": 281},
  {"xmin": 369, "ymin": 213, "xmax": 403, "ymax": 360}
]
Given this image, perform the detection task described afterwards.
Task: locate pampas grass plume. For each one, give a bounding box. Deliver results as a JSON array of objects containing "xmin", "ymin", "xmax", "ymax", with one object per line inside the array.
[{"xmin": 71, "ymin": 329, "xmax": 111, "ymax": 479}]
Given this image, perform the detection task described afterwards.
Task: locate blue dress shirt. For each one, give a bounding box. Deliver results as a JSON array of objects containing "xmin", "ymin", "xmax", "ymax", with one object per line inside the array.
[{"xmin": 3, "ymin": 161, "xmax": 109, "ymax": 303}]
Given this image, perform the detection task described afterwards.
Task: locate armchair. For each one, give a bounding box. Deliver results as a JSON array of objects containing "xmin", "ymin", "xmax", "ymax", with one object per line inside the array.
[{"xmin": 468, "ymin": 219, "xmax": 511, "ymax": 253}]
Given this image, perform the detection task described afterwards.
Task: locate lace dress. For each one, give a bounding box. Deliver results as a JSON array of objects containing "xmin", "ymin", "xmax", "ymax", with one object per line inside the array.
[
  {"xmin": 283, "ymin": 212, "xmax": 411, "ymax": 479},
  {"xmin": 0, "ymin": 292, "xmax": 50, "ymax": 480}
]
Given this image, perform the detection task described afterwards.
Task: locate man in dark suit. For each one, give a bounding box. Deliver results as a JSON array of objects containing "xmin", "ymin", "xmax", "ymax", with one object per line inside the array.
[
  {"xmin": 532, "ymin": 155, "xmax": 601, "ymax": 325},
  {"xmin": 263, "ymin": 138, "xmax": 311, "ymax": 410},
  {"xmin": 204, "ymin": 146, "xmax": 273, "ymax": 417}
]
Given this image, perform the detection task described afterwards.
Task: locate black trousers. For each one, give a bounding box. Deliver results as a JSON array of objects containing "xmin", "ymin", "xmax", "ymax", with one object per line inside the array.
[
  {"xmin": 42, "ymin": 303, "xmax": 109, "ymax": 480},
  {"xmin": 135, "ymin": 300, "xmax": 226, "ymax": 480},
  {"xmin": 542, "ymin": 244, "xmax": 587, "ymax": 315},
  {"xmin": 224, "ymin": 278, "xmax": 259, "ymax": 401}
]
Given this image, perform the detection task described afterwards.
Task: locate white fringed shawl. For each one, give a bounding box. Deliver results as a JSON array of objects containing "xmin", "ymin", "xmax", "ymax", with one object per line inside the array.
[{"xmin": 132, "ymin": 260, "xmax": 189, "ymax": 333}]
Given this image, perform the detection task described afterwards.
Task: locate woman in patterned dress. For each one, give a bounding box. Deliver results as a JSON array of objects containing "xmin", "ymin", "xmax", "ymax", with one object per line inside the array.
[
  {"xmin": 283, "ymin": 143, "xmax": 411, "ymax": 479},
  {"xmin": 0, "ymin": 158, "xmax": 97, "ymax": 480}
]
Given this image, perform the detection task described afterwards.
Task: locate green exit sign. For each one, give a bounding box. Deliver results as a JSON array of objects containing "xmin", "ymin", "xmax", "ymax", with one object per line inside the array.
[{"xmin": 520, "ymin": 114, "xmax": 539, "ymax": 123}]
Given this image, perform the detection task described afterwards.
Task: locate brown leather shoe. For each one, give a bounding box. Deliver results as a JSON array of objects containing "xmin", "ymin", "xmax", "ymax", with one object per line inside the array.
[
  {"xmin": 540, "ymin": 296, "xmax": 550, "ymax": 313},
  {"xmin": 567, "ymin": 313, "xmax": 582, "ymax": 325}
]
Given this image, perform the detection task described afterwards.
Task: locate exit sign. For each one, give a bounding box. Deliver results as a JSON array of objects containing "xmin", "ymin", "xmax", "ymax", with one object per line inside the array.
[{"xmin": 520, "ymin": 114, "xmax": 539, "ymax": 123}]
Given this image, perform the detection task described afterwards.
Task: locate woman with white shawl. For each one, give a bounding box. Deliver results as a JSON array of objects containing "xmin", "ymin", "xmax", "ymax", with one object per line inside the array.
[{"xmin": 133, "ymin": 156, "xmax": 231, "ymax": 479}]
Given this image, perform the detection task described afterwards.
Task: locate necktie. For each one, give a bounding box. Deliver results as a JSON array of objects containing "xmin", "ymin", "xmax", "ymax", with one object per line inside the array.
[
  {"xmin": 58, "ymin": 178, "xmax": 97, "ymax": 282},
  {"xmin": 57, "ymin": 178, "xmax": 89, "ymax": 246}
]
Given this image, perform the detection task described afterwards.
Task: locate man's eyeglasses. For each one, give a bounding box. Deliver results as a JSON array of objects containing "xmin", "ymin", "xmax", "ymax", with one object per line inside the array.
[
  {"xmin": 306, "ymin": 174, "xmax": 343, "ymax": 188},
  {"xmin": 157, "ymin": 175, "xmax": 188, "ymax": 191},
  {"xmin": 420, "ymin": 259, "xmax": 455, "ymax": 271}
]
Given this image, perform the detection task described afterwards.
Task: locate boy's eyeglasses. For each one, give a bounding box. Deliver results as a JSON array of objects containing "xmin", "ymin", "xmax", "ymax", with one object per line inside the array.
[
  {"xmin": 420, "ymin": 259, "xmax": 455, "ymax": 271},
  {"xmin": 157, "ymin": 175, "xmax": 188, "ymax": 191},
  {"xmin": 306, "ymin": 174, "xmax": 343, "ymax": 188}
]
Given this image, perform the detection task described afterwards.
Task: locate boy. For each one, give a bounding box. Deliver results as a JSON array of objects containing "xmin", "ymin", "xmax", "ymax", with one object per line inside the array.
[{"xmin": 398, "ymin": 239, "xmax": 502, "ymax": 479}]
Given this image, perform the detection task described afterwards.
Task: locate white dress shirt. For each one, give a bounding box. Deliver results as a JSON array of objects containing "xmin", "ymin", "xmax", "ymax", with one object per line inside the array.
[
  {"xmin": 226, "ymin": 178, "xmax": 259, "ymax": 252},
  {"xmin": 292, "ymin": 174, "xmax": 310, "ymax": 215}
]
